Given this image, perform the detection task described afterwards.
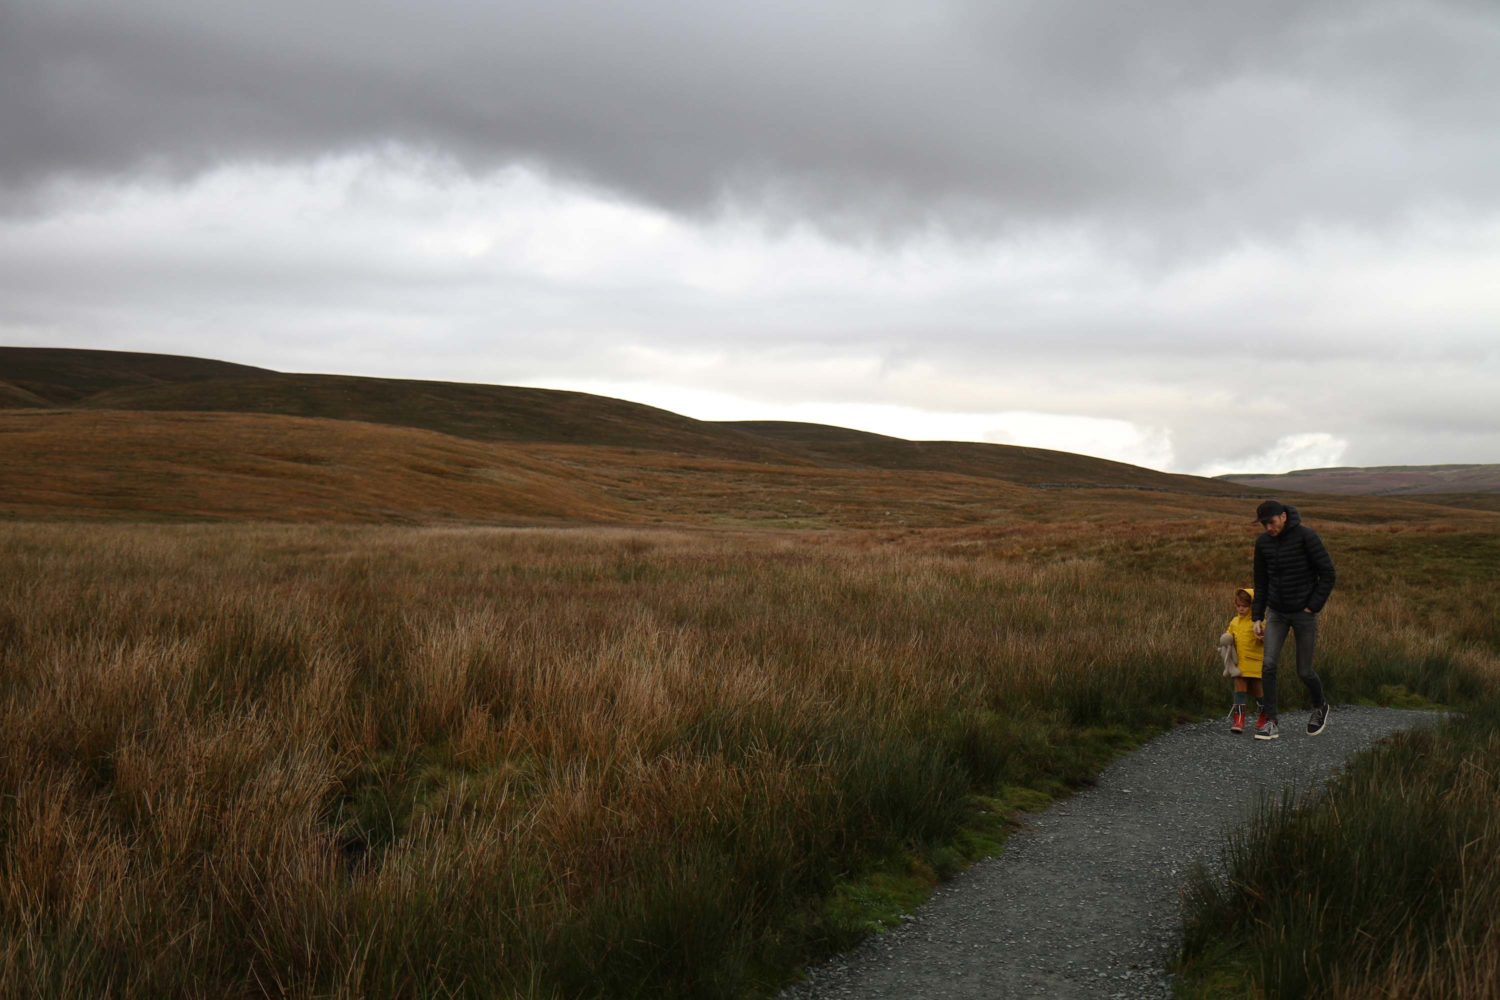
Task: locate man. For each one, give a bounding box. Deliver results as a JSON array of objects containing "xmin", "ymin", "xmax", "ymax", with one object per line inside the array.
[{"xmin": 1250, "ymin": 500, "xmax": 1335, "ymax": 741}]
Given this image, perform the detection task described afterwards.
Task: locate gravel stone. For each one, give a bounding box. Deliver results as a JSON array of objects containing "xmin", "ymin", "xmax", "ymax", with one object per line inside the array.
[{"xmin": 779, "ymin": 705, "xmax": 1439, "ymax": 1000}]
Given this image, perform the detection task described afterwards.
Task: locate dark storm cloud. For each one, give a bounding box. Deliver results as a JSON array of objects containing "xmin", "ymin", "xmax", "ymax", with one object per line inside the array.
[{"xmin": 4, "ymin": 0, "xmax": 1498, "ymax": 236}]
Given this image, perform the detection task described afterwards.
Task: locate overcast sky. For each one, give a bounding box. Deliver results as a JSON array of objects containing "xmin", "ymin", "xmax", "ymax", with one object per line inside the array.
[{"xmin": 3, "ymin": 0, "xmax": 1497, "ymax": 474}]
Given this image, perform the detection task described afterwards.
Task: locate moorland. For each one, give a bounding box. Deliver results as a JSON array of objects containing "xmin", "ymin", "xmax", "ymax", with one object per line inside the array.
[
  {"xmin": 1221, "ymin": 463, "xmax": 1500, "ymax": 513},
  {"xmin": 2, "ymin": 347, "xmax": 1498, "ymax": 998}
]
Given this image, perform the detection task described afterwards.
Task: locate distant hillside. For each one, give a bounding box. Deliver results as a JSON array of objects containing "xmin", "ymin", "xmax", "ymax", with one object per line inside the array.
[
  {"xmin": 0, "ymin": 347, "xmax": 271, "ymax": 406},
  {"xmin": 0, "ymin": 410, "xmax": 627, "ymax": 523},
  {"xmin": 1220, "ymin": 465, "xmax": 1500, "ymax": 496},
  {"xmin": 12, "ymin": 408, "xmax": 1468, "ymax": 529},
  {"xmin": 723, "ymin": 420, "xmax": 1222, "ymax": 492},
  {"xmin": 83, "ymin": 373, "xmax": 804, "ymax": 465},
  {"xmin": 4, "ymin": 348, "xmax": 1492, "ymax": 527},
  {"xmin": 0, "ymin": 347, "xmax": 1241, "ymax": 495}
]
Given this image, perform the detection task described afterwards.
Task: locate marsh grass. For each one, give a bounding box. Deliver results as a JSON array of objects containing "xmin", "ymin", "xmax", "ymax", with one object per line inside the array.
[{"xmin": 1, "ymin": 519, "xmax": 1495, "ymax": 998}]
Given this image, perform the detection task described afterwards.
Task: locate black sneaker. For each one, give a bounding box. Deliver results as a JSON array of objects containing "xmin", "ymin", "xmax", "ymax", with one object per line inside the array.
[{"xmin": 1307, "ymin": 703, "xmax": 1330, "ymax": 736}]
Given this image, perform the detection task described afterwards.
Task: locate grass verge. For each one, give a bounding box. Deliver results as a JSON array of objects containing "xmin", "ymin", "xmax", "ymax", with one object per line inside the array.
[
  {"xmin": 1176, "ymin": 698, "xmax": 1500, "ymax": 999},
  {"xmin": 772, "ymin": 722, "xmax": 1152, "ymax": 992}
]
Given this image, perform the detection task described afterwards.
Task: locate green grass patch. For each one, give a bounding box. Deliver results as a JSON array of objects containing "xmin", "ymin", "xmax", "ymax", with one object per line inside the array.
[
  {"xmin": 1172, "ymin": 939, "xmax": 1260, "ymax": 1000},
  {"xmin": 820, "ymin": 862, "xmax": 934, "ymax": 944},
  {"xmin": 1358, "ymin": 682, "xmax": 1446, "ymax": 710}
]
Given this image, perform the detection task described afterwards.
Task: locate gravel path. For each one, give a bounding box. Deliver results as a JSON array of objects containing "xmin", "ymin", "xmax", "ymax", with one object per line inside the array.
[{"xmin": 780, "ymin": 705, "xmax": 1440, "ymax": 1000}]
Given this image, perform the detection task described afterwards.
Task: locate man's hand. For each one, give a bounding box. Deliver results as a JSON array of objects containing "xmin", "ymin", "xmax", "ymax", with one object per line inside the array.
[
  {"xmin": 1304, "ymin": 608, "xmax": 1314, "ymax": 614},
  {"xmin": 1254, "ymin": 620, "xmax": 1265, "ymax": 639}
]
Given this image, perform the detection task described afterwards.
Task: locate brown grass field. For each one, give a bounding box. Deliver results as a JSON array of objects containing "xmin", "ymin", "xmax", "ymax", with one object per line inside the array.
[
  {"xmin": 3, "ymin": 515, "xmax": 1498, "ymax": 998},
  {"xmin": 3, "ymin": 348, "xmax": 1500, "ymax": 997},
  {"xmin": 0, "ymin": 408, "xmax": 1477, "ymax": 531}
]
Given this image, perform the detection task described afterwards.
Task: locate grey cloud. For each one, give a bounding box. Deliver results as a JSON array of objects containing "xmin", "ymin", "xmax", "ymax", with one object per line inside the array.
[
  {"xmin": 3, "ymin": 0, "xmax": 1497, "ymax": 473},
  {"xmin": 4, "ymin": 0, "xmax": 1498, "ymax": 240}
]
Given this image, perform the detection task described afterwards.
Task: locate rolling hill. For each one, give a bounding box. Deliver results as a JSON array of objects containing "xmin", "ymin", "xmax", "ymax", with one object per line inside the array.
[
  {"xmin": 13, "ymin": 346, "xmax": 1490, "ymax": 527},
  {"xmin": 1220, "ymin": 464, "xmax": 1500, "ymax": 496},
  {"xmin": 0, "ymin": 409, "xmax": 627, "ymax": 524},
  {"xmin": 723, "ymin": 420, "xmax": 1219, "ymax": 491},
  {"xmin": 0, "ymin": 347, "xmax": 1241, "ymax": 500},
  {"xmin": 0, "ymin": 347, "xmax": 272, "ymax": 405}
]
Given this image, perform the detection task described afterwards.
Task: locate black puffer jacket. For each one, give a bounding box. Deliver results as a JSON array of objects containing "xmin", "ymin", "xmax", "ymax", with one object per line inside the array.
[{"xmin": 1252, "ymin": 505, "xmax": 1336, "ymax": 618}]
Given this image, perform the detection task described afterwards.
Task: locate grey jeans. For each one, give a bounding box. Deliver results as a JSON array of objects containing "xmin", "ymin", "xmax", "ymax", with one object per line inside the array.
[{"xmin": 1261, "ymin": 608, "xmax": 1326, "ymax": 721}]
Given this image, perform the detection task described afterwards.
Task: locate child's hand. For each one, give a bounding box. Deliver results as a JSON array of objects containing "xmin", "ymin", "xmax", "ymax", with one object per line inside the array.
[{"xmin": 1253, "ymin": 620, "xmax": 1265, "ymax": 639}]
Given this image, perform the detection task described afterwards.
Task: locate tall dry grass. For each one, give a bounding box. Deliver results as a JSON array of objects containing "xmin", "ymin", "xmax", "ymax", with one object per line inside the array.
[{"xmin": 0, "ymin": 519, "xmax": 1494, "ymax": 997}]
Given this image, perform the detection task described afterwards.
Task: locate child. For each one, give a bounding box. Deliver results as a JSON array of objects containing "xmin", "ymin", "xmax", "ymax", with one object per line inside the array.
[{"xmin": 1219, "ymin": 587, "xmax": 1265, "ymax": 734}]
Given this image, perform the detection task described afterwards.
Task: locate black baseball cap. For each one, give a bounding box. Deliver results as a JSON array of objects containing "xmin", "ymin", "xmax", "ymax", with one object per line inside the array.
[{"xmin": 1255, "ymin": 500, "xmax": 1287, "ymax": 524}]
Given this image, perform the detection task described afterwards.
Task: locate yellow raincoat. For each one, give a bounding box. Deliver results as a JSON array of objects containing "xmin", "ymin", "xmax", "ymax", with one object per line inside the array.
[{"xmin": 1222, "ymin": 587, "xmax": 1264, "ymax": 679}]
